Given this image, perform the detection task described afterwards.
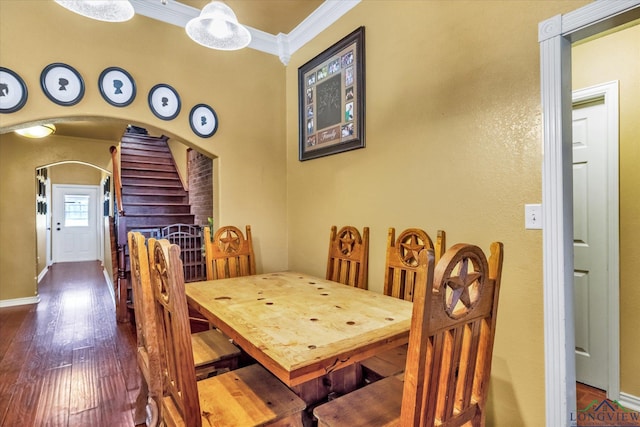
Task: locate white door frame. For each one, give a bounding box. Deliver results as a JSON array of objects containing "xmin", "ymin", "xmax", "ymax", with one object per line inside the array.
[
  {"xmin": 539, "ymin": 2, "xmax": 639, "ymax": 425},
  {"xmin": 572, "ymin": 81, "xmax": 620, "ymax": 391}
]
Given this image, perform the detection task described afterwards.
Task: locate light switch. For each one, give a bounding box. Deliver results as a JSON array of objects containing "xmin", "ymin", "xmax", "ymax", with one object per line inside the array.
[{"xmin": 525, "ymin": 204, "xmax": 542, "ymax": 229}]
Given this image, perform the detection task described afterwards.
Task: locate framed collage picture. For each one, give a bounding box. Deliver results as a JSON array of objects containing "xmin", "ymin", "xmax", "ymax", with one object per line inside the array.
[{"xmin": 298, "ymin": 27, "xmax": 365, "ymax": 161}]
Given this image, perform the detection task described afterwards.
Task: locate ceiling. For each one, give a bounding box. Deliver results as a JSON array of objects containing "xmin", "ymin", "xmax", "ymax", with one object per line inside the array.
[{"xmin": 37, "ymin": 0, "xmax": 325, "ymax": 143}]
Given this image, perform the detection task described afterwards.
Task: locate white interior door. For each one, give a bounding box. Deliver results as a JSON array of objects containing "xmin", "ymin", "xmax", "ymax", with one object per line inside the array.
[
  {"xmin": 52, "ymin": 185, "xmax": 99, "ymax": 263},
  {"xmin": 572, "ymin": 88, "xmax": 612, "ymax": 391}
]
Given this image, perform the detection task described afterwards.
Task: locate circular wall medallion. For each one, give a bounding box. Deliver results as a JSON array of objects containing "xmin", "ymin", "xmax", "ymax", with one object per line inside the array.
[
  {"xmin": 99, "ymin": 67, "xmax": 136, "ymax": 107},
  {"xmin": 189, "ymin": 104, "xmax": 218, "ymax": 138},
  {"xmin": 40, "ymin": 63, "xmax": 85, "ymax": 106},
  {"xmin": 148, "ymin": 83, "xmax": 181, "ymax": 120},
  {"xmin": 0, "ymin": 67, "xmax": 28, "ymax": 113}
]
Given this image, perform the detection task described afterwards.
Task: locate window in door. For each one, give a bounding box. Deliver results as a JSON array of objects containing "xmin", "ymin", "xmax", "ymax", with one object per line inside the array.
[{"xmin": 64, "ymin": 195, "xmax": 90, "ymax": 227}]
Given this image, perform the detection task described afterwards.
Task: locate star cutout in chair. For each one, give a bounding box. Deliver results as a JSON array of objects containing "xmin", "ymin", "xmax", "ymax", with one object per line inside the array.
[
  {"xmin": 444, "ymin": 257, "xmax": 482, "ymax": 317},
  {"xmin": 400, "ymin": 234, "xmax": 424, "ymax": 266},
  {"xmin": 339, "ymin": 232, "xmax": 355, "ymax": 256},
  {"xmin": 219, "ymin": 230, "xmax": 240, "ymax": 253}
]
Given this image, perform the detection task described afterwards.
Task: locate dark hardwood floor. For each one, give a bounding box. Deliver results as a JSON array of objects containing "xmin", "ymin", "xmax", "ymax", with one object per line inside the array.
[
  {"xmin": 575, "ymin": 382, "xmax": 640, "ymax": 426},
  {"xmin": 0, "ymin": 261, "xmax": 142, "ymax": 426}
]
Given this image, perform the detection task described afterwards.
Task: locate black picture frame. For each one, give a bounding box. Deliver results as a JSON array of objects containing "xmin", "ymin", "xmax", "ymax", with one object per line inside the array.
[
  {"xmin": 99, "ymin": 67, "xmax": 136, "ymax": 107},
  {"xmin": 0, "ymin": 67, "xmax": 28, "ymax": 113},
  {"xmin": 298, "ymin": 27, "xmax": 365, "ymax": 161},
  {"xmin": 148, "ymin": 83, "xmax": 181, "ymax": 120},
  {"xmin": 40, "ymin": 63, "xmax": 85, "ymax": 106},
  {"xmin": 189, "ymin": 104, "xmax": 218, "ymax": 138}
]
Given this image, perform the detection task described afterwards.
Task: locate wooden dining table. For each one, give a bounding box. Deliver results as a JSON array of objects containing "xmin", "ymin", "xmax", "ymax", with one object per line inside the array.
[{"xmin": 185, "ymin": 271, "xmax": 413, "ymax": 404}]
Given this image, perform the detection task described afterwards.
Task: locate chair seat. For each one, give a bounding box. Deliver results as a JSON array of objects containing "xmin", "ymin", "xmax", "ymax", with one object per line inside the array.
[
  {"xmin": 313, "ymin": 376, "xmax": 403, "ymax": 427},
  {"xmin": 360, "ymin": 344, "xmax": 407, "ymax": 383},
  {"xmin": 191, "ymin": 329, "xmax": 241, "ymax": 379},
  {"xmin": 162, "ymin": 363, "xmax": 306, "ymax": 427}
]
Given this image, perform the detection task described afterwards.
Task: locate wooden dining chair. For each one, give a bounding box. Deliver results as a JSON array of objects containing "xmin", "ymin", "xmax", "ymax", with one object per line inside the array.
[
  {"xmin": 326, "ymin": 225, "xmax": 369, "ymax": 289},
  {"xmin": 361, "ymin": 227, "xmax": 446, "ymax": 383},
  {"xmin": 128, "ymin": 231, "xmax": 163, "ymax": 427},
  {"xmin": 149, "ymin": 239, "xmax": 306, "ymax": 427},
  {"xmin": 204, "ymin": 225, "xmax": 256, "ymax": 280},
  {"xmin": 148, "ymin": 236, "xmax": 241, "ymax": 381},
  {"xmin": 314, "ymin": 241, "xmax": 504, "ymax": 427}
]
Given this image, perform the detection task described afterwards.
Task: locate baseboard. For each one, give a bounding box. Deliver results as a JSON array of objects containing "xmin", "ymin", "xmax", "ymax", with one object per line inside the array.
[
  {"xmin": 37, "ymin": 266, "xmax": 49, "ymax": 283},
  {"xmin": 103, "ymin": 266, "xmax": 116, "ymax": 306},
  {"xmin": 0, "ymin": 295, "xmax": 41, "ymax": 308},
  {"xmin": 619, "ymin": 392, "xmax": 640, "ymax": 412}
]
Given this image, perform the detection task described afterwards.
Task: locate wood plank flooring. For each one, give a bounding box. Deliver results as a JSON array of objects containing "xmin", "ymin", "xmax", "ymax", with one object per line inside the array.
[{"xmin": 0, "ymin": 261, "xmax": 142, "ymax": 426}]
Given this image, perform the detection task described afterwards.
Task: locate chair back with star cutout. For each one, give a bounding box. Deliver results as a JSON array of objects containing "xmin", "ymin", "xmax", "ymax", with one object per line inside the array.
[
  {"xmin": 204, "ymin": 225, "xmax": 256, "ymax": 280},
  {"xmin": 326, "ymin": 225, "xmax": 369, "ymax": 289},
  {"xmin": 399, "ymin": 241, "xmax": 504, "ymax": 427},
  {"xmin": 383, "ymin": 227, "xmax": 446, "ymax": 302}
]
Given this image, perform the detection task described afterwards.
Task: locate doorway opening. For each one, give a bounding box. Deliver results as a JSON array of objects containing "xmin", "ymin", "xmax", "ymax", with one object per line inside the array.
[
  {"xmin": 539, "ymin": 3, "xmax": 640, "ymax": 424},
  {"xmin": 571, "ymin": 82, "xmax": 619, "ymax": 392}
]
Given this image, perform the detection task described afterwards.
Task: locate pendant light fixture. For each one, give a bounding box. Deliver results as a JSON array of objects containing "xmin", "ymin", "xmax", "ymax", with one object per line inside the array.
[
  {"xmin": 55, "ymin": 0, "xmax": 135, "ymax": 23},
  {"xmin": 185, "ymin": 1, "xmax": 251, "ymax": 51}
]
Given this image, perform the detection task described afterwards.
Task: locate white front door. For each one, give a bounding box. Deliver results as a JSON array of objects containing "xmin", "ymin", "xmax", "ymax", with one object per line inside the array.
[
  {"xmin": 572, "ymin": 84, "xmax": 617, "ymax": 391},
  {"xmin": 52, "ymin": 185, "xmax": 99, "ymax": 263}
]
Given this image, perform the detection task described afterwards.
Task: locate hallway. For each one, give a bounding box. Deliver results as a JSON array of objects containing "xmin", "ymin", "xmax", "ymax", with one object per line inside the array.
[{"xmin": 0, "ymin": 262, "xmax": 141, "ymax": 426}]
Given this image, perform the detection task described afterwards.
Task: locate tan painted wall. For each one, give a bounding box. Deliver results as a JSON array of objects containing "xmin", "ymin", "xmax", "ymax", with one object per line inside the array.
[
  {"xmin": 167, "ymin": 139, "xmax": 189, "ymax": 189},
  {"xmin": 573, "ymin": 23, "xmax": 640, "ymax": 396},
  {"xmin": 0, "ymin": 1, "xmax": 287, "ymax": 297},
  {"xmin": 50, "ymin": 163, "xmax": 102, "ymax": 185},
  {"xmin": 285, "ymin": 1, "xmax": 589, "ymax": 425}
]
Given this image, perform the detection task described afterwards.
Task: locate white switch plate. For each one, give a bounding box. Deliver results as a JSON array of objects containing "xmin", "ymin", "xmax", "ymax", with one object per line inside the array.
[{"xmin": 525, "ymin": 204, "xmax": 542, "ymax": 229}]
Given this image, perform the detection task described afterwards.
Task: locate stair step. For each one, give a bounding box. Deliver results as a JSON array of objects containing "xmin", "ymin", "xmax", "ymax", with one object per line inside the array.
[
  {"xmin": 121, "ymin": 168, "xmax": 179, "ymax": 180},
  {"xmin": 121, "ymin": 161, "xmax": 176, "ymax": 172},
  {"xmin": 125, "ymin": 214, "xmax": 196, "ymax": 228},
  {"xmin": 121, "ymin": 176, "xmax": 183, "ymax": 187},
  {"xmin": 122, "ymin": 194, "xmax": 188, "ymax": 204},
  {"xmin": 122, "ymin": 186, "xmax": 187, "ymax": 196},
  {"xmin": 120, "ymin": 148, "xmax": 172, "ymax": 159},
  {"xmin": 125, "ymin": 204, "xmax": 191, "ymax": 214},
  {"xmin": 121, "ymin": 134, "xmax": 168, "ymax": 145},
  {"xmin": 120, "ymin": 141, "xmax": 170, "ymax": 153},
  {"xmin": 120, "ymin": 156, "xmax": 175, "ymax": 168}
]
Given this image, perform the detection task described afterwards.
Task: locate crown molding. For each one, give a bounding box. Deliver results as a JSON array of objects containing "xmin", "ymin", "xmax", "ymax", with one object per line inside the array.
[
  {"xmin": 129, "ymin": 0, "xmax": 361, "ymax": 65},
  {"xmin": 286, "ymin": 0, "xmax": 360, "ymax": 54},
  {"xmin": 131, "ymin": 0, "xmax": 198, "ymax": 27}
]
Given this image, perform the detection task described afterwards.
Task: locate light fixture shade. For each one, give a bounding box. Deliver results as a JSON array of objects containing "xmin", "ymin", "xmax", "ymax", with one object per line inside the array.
[
  {"xmin": 185, "ymin": 1, "xmax": 251, "ymax": 51},
  {"xmin": 55, "ymin": 0, "xmax": 135, "ymax": 23},
  {"xmin": 15, "ymin": 124, "xmax": 56, "ymax": 139}
]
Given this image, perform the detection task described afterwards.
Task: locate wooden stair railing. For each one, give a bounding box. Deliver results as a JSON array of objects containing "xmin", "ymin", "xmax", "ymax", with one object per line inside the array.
[{"xmin": 111, "ymin": 145, "xmax": 130, "ymax": 323}]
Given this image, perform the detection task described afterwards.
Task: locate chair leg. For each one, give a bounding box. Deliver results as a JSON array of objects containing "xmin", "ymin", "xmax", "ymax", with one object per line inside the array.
[
  {"xmin": 134, "ymin": 379, "xmax": 149, "ymax": 426},
  {"xmin": 146, "ymin": 396, "xmax": 160, "ymax": 427}
]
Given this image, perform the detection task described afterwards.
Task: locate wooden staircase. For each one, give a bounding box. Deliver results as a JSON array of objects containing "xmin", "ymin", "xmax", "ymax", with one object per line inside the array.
[
  {"xmin": 120, "ymin": 133, "xmax": 194, "ymax": 230},
  {"xmin": 112, "ymin": 130, "xmax": 205, "ymax": 323}
]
